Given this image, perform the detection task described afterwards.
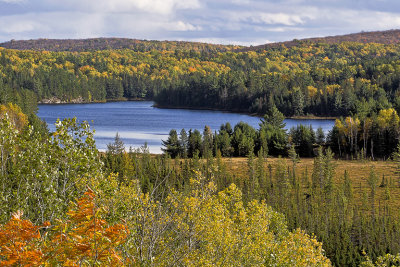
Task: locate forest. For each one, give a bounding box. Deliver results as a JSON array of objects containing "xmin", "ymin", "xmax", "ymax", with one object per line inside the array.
[
  {"xmin": 3, "ymin": 35, "xmax": 400, "ymax": 265},
  {"xmin": 0, "ymin": 101, "xmax": 399, "ymax": 266},
  {"xmin": 157, "ymin": 105, "xmax": 400, "ymax": 266},
  {"xmin": 3, "ymin": 39, "xmax": 400, "ymax": 119},
  {"xmin": 161, "ymin": 104, "xmax": 400, "ymax": 161},
  {"xmin": 0, "ymin": 105, "xmax": 334, "ymax": 266}
]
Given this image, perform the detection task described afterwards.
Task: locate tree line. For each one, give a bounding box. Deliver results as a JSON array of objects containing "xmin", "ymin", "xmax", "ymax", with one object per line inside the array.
[
  {"xmin": 162, "ymin": 104, "xmax": 400, "ymax": 160},
  {"xmin": 3, "ymin": 41, "xmax": 400, "ymax": 118},
  {"xmin": 162, "ymin": 105, "xmax": 289, "ymax": 158}
]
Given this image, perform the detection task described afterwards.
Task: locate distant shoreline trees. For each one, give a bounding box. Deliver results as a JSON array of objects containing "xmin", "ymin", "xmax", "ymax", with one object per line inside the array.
[{"xmin": 2, "ymin": 41, "xmax": 400, "ymax": 118}]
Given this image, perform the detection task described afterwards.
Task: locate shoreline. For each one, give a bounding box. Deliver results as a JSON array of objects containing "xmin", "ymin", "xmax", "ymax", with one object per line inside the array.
[
  {"xmin": 152, "ymin": 103, "xmax": 262, "ymax": 117},
  {"xmin": 38, "ymin": 97, "xmax": 149, "ymax": 105},
  {"xmin": 38, "ymin": 98, "xmax": 337, "ymax": 120},
  {"xmin": 153, "ymin": 103, "xmax": 336, "ymax": 120}
]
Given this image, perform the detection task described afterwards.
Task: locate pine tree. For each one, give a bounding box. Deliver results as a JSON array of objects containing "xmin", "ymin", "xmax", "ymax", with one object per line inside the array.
[
  {"xmin": 179, "ymin": 128, "xmax": 188, "ymax": 158},
  {"xmin": 162, "ymin": 129, "xmax": 181, "ymax": 158},
  {"xmin": 107, "ymin": 132, "xmax": 125, "ymax": 155},
  {"xmin": 316, "ymin": 127, "xmax": 325, "ymax": 145}
]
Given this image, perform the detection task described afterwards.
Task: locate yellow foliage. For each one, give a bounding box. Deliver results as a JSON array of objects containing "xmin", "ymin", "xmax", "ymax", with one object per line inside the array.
[
  {"xmin": 335, "ymin": 116, "xmax": 360, "ymax": 137},
  {"xmin": 46, "ymin": 188, "xmax": 130, "ymax": 266},
  {"xmin": 377, "ymin": 108, "xmax": 399, "ymax": 129},
  {"xmin": 307, "ymin": 85, "xmax": 318, "ymax": 98},
  {"xmin": 64, "ymin": 61, "xmax": 75, "ymax": 70},
  {"xmin": 79, "ymin": 65, "xmax": 101, "ymax": 77},
  {"xmin": 326, "ymin": 84, "xmax": 341, "ymax": 95},
  {"xmin": 141, "ymin": 174, "xmax": 332, "ymax": 266},
  {"xmin": 0, "ymin": 103, "xmax": 28, "ymax": 131},
  {"xmin": 188, "ymin": 66, "xmax": 197, "ymax": 73}
]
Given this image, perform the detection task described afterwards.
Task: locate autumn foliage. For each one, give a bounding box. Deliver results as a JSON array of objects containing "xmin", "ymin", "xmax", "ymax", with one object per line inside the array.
[
  {"xmin": 0, "ymin": 189, "xmax": 129, "ymax": 266},
  {"xmin": 0, "ymin": 103, "xmax": 28, "ymax": 131},
  {"xmin": 47, "ymin": 189, "xmax": 130, "ymax": 266},
  {"xmin": 0, "ymin": 211, "xmax": 45, "ymax": 266}
]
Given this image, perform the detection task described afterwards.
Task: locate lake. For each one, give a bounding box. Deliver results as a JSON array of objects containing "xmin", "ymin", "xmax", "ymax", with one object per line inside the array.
[{"xmin": 38, "ymin": 101, "xmax": 335, "ymax": 153}]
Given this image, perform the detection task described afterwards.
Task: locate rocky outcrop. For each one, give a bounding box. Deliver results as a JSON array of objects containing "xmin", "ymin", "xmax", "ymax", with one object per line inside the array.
[{"xmin": 39, "ymin": 96, "xmax": 86, "ymax": 104}]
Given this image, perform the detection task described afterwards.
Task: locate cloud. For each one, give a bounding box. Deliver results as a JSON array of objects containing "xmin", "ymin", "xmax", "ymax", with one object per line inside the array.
[
  {"xmin": 165, "ymin": 21, "xmax": 202, "ymax": 31},
  {"xmin": 231, "ymin": 0, "xmax": 251, "ymax": 4},
  {"xmin": 1, "ymin": 20, "xmax": 36, "ymax": 33},
  {"xmin": 0, "ymin": 0, "xmax": 400, "ymax": 45},
  {"xmin": 233, "ymin": 12, "xmax": 312, "ymax": 26},
  {"xmin": 188, "ymin": 37, "xmax": 271, "ymax": 46},
  {"xmin": 44, "ymin": 0, "xmax": 201, "ymax": 15},
  {"xmin": 253, "ymin": 26, "xmax": 303, "ymax": 32},
  {"xmin": 0, "ymin": 12, "xmax": 106, "ymax": 38},
  {"xmin": 0, "ymin": 0, "xmax": 25, "ymax": 3}
]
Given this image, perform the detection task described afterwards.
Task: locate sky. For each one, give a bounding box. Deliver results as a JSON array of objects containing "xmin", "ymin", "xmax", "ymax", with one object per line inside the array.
[{"xmin": 0, "ymin": 0, "xmax": 400, "ymax": 46}]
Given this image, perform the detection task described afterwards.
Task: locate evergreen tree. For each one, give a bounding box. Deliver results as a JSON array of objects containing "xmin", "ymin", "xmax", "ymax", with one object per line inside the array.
[
  {"xmin": 179, "ymin": 129, "xmax": 188, "ymax": 158},
  {"xmin": 202, "ymin": 125, "xmax": 213, "ymax": 157},
  {"xmin": 162, "ymin": 129, "xmax": 181, "ymax": 158},
  {"xmin": 188, "ymin": 129, "xmax": 202, "ymax": 157},
  {"xmin": 316, "ymin": 127, "xmax": 325, "ymax": 145},
  {"xmin": 105, "ymin": 133, "xmax": 126, "ymax": 180},
  {"xmin": 260, "ymin": 105, "xmax": 287, "ymax": 156},
  {"xmin": 107, "ymin": 133, "xmax": 125, "ymax": 155}
]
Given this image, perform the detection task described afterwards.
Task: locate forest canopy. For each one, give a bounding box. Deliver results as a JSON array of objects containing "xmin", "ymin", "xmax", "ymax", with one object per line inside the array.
[
  {"xmin": 0, "ymin": 113, "xmax": 332, "ymax": 266},
  {"xmin": 2, "ymin": 40, "xmax": 400, "ymax": 118}
]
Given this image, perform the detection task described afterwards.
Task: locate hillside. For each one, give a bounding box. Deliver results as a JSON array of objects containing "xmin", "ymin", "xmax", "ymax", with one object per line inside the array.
[
  {"xmin": 0, "ymin": 37, "xmax": 240, "ymax": 52},
  {"xmin": 241, "ymin": 29, "xmax": 400, "ymax": 51},
  {"xmin": 2, "ymin": 29, "xmax": 400, "ymax": 53}
]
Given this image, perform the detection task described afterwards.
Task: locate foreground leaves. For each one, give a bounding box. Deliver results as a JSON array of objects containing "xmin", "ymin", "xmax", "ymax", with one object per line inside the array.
[
  {"xmin": 46, "ymin": 188, "xmax": 130, "ymax": 266},
  {"xmin": 122, "ymin": 172, "xmax": 332, "ymax": 266},
  {"xmin": 0, "ymin": 178, "xmax": 331, "ymax": 266},
  {"xmin": 0, "ymin": 190, "xmax": 129, "ymax": 266},
  {"xmin": 0, "ymin": 211, "xmax": 45, "ymax": 266}
]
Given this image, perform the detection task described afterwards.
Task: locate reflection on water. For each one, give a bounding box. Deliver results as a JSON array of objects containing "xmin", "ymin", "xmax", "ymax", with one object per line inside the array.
[
  {"xmin": 95, "ymin": 130, "xmax": 169, "ymax": 141},
  {"xmin": 38, "ymin": 101, "xmax": 335, "ymax": 154},
  {"xmin": 94, "ymin": 130, "xmax": 169, "ymax": 152}
]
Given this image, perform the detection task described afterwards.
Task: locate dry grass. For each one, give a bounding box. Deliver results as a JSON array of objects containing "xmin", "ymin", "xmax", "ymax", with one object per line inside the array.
[{"xmin": 222, "ymin": 157, "xmax": 400, "ymax": 210}]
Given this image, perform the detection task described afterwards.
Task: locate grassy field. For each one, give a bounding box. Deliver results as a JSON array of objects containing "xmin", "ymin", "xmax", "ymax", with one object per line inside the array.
[{"xmin": 222, "ymin": 157, "xmax": 399, "ymax": 209}]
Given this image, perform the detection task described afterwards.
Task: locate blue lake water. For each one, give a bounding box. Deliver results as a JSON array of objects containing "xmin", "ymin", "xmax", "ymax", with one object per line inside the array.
[{"xmin": 38, "ymin": 101, "xmax": 335, "ymax": 153}]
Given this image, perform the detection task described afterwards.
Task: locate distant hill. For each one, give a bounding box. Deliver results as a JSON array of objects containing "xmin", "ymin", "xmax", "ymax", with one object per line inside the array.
[
  {"xmin": 241, "ymin": 29, "xmax": 400, "ymax": 51},
  {"xmin": 0, "ymin": 37, "xmax": 240, "ymax": 52},
  {"xmin": 1, "ymin": 29, "xmax": 400, "ymax": 53}
]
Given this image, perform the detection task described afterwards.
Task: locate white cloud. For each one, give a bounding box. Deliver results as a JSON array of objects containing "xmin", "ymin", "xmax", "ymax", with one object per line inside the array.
[
  {"xmin": 256, "ymin": 13, "xmax": 305, "ymax": 25},
  {"xmin": 2, "ymin": 21, "xmax": 36, "ymax": 33},
  {"xmin": 358, "ymin": 11, "xmax": 400, "ymax": 30},
  {"xmin": 253, "ymin": 26, "xmax": 303, "ymax": 32},
  {"xmin": 0, "ymin": 12, "xmax": 106, "ymax": 38},
  {"xmin": 0, "ymin": 0, "xmax": 25, "ymax": 3},
  {"xmin": 44, "ymin": 0, "xmax": 201, "ymax": 15},
  {"xmin": 229, "ymin": 11, "xmax": 314, "ymax": 26},
  {"xmin": 165, "ymin": 21, "xmax": 202, "ymax": 31},
  {"xmin": 188, "ymin": 37, "xmax": 271, "ymax": 46},
  {"xmin": 231, "ymin": 0, "xmax": 251, "ymax": 4},
  {"xmin": 0, "ymin": 0, "xmax": 400, "ymax": 45}
]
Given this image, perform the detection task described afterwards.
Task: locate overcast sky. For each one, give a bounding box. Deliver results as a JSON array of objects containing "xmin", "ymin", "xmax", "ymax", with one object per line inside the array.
[{"xmin": 0, "ymin": 0, "xmax": 400, "ymax": 46}]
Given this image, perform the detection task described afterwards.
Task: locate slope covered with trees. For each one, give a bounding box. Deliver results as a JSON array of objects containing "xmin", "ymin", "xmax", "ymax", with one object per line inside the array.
[
  {"xmin": 3, "ymin": 29, "xmax": 400, "ymax": 52},
  {"xmin": 113, "ymin": 132, "xmax": 400, "ymax": 266},
  {"xmin": 2, "ymin": 38, "xmax": 400, "ymax": 118},
  {"xmin": 1, "ymin": 98, "xmax": 400, "ymax": 265},
  {"xmin": 0, "ymin": 108, "xmax": 331, "ymax": 266},
  {"xmin": 3, "ymin": 32, "xmax": 400, "ymax": 265},
  {"xmin": 242, "ymin": 29, "xmax": 400, "ymax": 51},
  {"xmin": 0, "ymin": 38, "xmax": 240, "ymax": 52}
]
